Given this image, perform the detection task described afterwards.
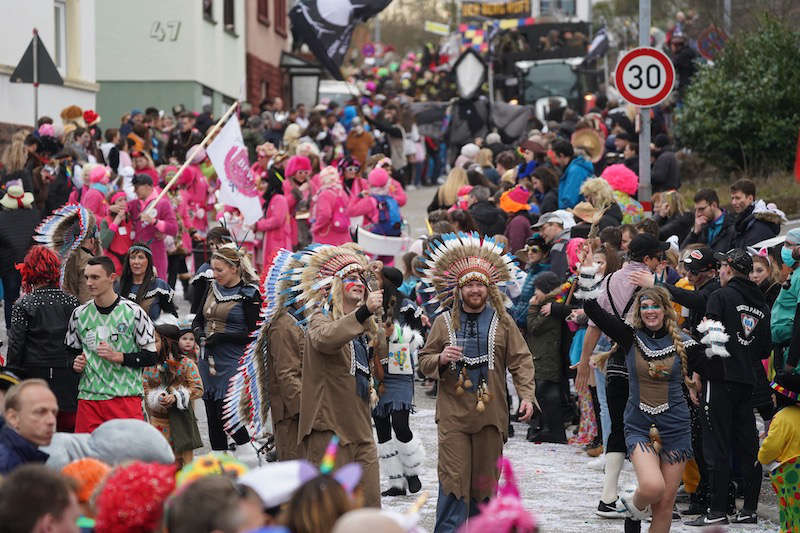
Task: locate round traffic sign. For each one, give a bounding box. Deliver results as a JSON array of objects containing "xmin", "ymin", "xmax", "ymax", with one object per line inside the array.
[{"xmin": 615, "ymin": 47, "xmax": 675, "ymax": 107}]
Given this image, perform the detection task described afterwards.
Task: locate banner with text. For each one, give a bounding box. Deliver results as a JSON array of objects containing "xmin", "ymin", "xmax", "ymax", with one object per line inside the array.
[
  {"xmin": 206, "ymin": 116, "xmax": 263, "ymax": 225},
  {"xmin": 461, "ymin": 0, "xmax": 531, "ymax": 20}
]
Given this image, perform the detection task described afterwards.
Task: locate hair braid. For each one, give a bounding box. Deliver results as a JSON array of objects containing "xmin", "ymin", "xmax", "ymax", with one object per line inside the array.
[{"xmin": 666, "ymin": 317, "xmax": 692, "ymax": 388}]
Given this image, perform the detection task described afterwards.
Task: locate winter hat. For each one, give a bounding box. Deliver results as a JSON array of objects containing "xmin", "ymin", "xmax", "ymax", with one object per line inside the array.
[
  {"xmin": 88, "ymin": 165, "xmax": 110, "ymax": 184},
  {"xmin": 785, "ymin": 228, "xmax": 800, "ymax": 246},
  {"xmin": 0, "ymin": 184, "xmax": 34, "ymax": 209},
  {"xmin": 499, "ymin": 187, "xmax": 531, "ymax": 214},
  {"xmin": 38, "ymin": 123, "xmax": 56, "ymax": 137},
  {"xmin": 83, "ymin": 109, "xmax": 101, "ymax": 127},
  {"xmin": 318, "ymin": 165, "xmax": 341, "ymax": 188},
  {"xmin": 187, "ymin": 145, "xmax": 206, "ymax": 165},
  {"xmin": 368, "ymin": 167, "xmax": 390, "ymax": 188},
  {"xmin": 486, "ymin": 132, "xmax": 502, "ymax": 145},
  {"xmin": 460, "ymin": 143, "xmax": 480, "ymax": 161},
  {"xmin": 285, "ymin": 155, "xmax": 312, "ymax": 178},
  {"xmin": 94, "ymin": 462, "xmax": 176, "ymax": 533},
  {"xmin": 62, "ymin": 458, "xmax": 111, "ymax": 503},
  {"xmin": 534, "ymin": 271, "xmax": 561, "ymax": 294},
  {"xmin": 601, "ymin": 164, "xmax": 639, "ymax": 196}
]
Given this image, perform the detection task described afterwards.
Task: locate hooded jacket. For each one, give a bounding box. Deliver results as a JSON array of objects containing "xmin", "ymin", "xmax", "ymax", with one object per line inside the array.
[
  {"xmin": 704, "ymin": 276, "xmax": 771, "ymax": 385},
  {"xmin": 651, "ymin": 146, "xmax": 680, "ymax": 192},
  {"xmin": 557, "ymin": 156, "xmax": 593, "ymax": 210},
  {"xmin": 730, "ymin": 203, "xmax": 780, "ymax": 249}
]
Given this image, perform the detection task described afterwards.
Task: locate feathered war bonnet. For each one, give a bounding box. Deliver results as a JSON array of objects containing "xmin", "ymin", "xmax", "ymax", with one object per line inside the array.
[
  {"xmin": 33, "ymin": 204, "xmax": 97, "ymax": 285},
  {"xmin": 223, "ymin": 248, "xmax": 297, "ymax": 437},
  {"xmin": 421, "ymin": 232, "xmax": 517, "ymax": 326},
  {"xmin": 281, "ymin": 242, "xmax": 373, "ymax": 324}
]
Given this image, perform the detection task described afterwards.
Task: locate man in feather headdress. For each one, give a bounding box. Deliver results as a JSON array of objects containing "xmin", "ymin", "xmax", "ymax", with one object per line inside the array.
[
  {"xmin": 281, "ymin": 243, "xmax": 386, "ymax": 508},
  {"xmin": 417, "ymin": 232, "xmax": 537, "ymax": 533}
]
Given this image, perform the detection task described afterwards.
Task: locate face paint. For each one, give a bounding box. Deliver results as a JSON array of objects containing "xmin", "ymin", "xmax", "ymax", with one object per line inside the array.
[
  {"xmin": 343, "ymin": 278, "xmax": 364, "ymax": 292},
  {"xmin": 640, "ymin": 304, "xmax": 661, "ymax": 311}
]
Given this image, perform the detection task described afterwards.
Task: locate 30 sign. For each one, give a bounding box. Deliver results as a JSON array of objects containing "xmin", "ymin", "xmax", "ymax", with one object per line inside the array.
[{"xmin": 615, "ymin": 47, "xmax": 675, "ymax": 107}]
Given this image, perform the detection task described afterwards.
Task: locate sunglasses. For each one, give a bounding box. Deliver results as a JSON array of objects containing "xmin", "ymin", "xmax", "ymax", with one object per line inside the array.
[{"xmin": 346, "ymin": 166, "xmax": 360, "ymax": 172}]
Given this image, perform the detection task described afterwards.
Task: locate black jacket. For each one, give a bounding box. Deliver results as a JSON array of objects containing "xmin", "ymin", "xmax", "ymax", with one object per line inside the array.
[
  {"xmin": 681, "ymin": 211, "xmax": 735, "ymax": 253},
  {"xmin": 730, "ymin": 204, "xmax": 780, "ymax": 249},
  {"xmin": 7, "ymin": 287, "xmax": 80, "ymax": 369},
  {"xmin": 664, "ymin": 277, "xmax": 720, "ymax": 336},
  {"xmin": 539, "ymin": 189, "xmax": 558, "ymax": 214},
  {"xmin": 657, "ymin": 211, "xmax": 693, "ymax": 243},
  {"xmin": 651, "ymin": 147, "xmax": 680, "ymax": 192},
  {"xmin": 704, "ymin": 276, "xmax": 771, "ymax": 385},
  {"xmin": 0, "ymin": 207, "xmax": 41, "ymax": 276},
  {"xmin": 469, "ymin": 200, "xmax": 507, "ymax": 237}
]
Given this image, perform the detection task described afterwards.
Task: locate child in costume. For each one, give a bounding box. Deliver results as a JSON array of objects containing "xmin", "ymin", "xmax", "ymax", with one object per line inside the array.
[{"xmin": 143, "ymin": 319, "xmax": 204, "ymax": 467}]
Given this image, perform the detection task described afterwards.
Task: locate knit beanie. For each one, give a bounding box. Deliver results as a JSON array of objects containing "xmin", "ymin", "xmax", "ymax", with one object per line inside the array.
[
  {"xmin": 368, "ymin": 167, "xmax": 390, "ymax": 188},
  {"xmin": 534, "ymin": 271, "xmax": 561, "ymax": 294}
]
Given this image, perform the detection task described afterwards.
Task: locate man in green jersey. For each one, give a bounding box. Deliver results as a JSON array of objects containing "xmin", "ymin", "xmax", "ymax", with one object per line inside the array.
[{"xmin": 66, "ymin": 256, "xmax": 157, "ymax": 432}]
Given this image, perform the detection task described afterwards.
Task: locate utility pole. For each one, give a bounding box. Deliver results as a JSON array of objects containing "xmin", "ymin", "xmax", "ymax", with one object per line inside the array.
[{"xmin": 637, "ymin": 0, "xmax": 652, "ymax": 210}]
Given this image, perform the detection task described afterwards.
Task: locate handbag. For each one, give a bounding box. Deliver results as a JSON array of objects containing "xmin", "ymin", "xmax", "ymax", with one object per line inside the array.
[{"xmin": 167, "ymin": 405, "xmax": 203, "ymax": 453}]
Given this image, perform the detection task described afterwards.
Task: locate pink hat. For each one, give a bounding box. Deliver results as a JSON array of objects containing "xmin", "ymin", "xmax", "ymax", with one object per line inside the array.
[
  {"xmin": 110, "ymin": 191, "xmax": 127, "ymax": 205},
  {"xmin": 457, "ymin": 185, "xmax": 474, "ymax": 197},
  {"xmin": 368, "ymin": 167, "xmax": 389, "ymax": 188},
  {"xmin": 38, "ymin": 123, "xmax": 55, "ymax": 137},
  {"xmin": 285, "ymin": 155, "xmax": 312, "ymax": 178},
  {"xmin": 508, "ymin": 186, "xmax": 530, "ymax": 204},
  {"xmin": 88, "ymin": 165, "xmax": 110, "ymax": 184},
  {"xmin": 601, "ymin": 164, "xmax": 639, "ymax": 196}
]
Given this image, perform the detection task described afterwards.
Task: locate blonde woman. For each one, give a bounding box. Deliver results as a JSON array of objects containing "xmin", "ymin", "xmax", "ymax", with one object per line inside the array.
[
  {"xmin": 191, "ymin": 244, "xmax": 262, "ymax": 457},
  {"xmin": 1, "ymin": 130, "xmax": 33, "ymax": 189},
  {"xmin": 584, "ymin": 285, "xmax": 703, "ymax": 532},
  {"xmin": 579, "ymin": 177, "xmax": 623, "ymax": 228},
  {"xmin": 427, "ymin": 167, "xmax": 468, "ymax": 212},
  {"xmin": 477, "ymin": 148, "xmax": 500, "ymax": 184},
  {"xmin": 655, "ymin": 190, "xmax": 693, "ymax": 242}
]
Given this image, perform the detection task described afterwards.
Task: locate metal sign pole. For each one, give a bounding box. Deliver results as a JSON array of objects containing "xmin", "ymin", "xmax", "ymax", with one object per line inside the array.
[
  {"xmin": 638, "ymin": 0, "xmax": 652, "ymax": 210},
  {"xmin": 33, "ymin": 28, "xmax": 39, "ymax": 125}
]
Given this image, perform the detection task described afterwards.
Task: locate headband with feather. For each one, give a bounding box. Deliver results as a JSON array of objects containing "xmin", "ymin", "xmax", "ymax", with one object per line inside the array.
[
  {"xmin": 222, "ymin": 248, "xmax": 297, "ymax": 437},
  {"xmin": 34, "ymin": 203, "xmax": 96, "ymax": 285},
  {"xmin": 420, "ymin": 232, "xmax": 517, "ymax": 314}
]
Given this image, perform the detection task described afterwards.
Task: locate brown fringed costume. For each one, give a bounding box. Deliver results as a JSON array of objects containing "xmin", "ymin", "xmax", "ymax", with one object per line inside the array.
[{"xmin": 268, "ymin": 310, "xmax": 304, "ymax": 460}]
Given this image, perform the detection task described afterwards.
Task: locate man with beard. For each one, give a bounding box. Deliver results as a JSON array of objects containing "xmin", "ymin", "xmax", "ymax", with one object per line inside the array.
[
  {"xmin": 418, "ymin": 232, "xmax": 536, "ymax": 532},
  {"xmin": 285, "ymin": 244, "xmax": 386, "ymax": 508}
]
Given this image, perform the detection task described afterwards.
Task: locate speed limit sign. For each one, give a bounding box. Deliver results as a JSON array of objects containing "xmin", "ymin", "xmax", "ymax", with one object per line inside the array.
[{"xmin": 615, "ymin": 47, "xmax": 675, "ymax": 107}]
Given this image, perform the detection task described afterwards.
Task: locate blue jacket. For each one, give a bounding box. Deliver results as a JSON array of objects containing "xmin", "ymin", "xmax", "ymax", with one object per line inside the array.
[
  {"xmin": 0, "ymin": 423, "xmax": 49, "ymax": 474},
  {"xmin": 558, "ymin": 156, "xmax": 594, "ymax": 209}
]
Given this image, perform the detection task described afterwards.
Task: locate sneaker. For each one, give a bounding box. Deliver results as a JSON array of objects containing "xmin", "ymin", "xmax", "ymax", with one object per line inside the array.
[
  {"xmin": 730, "ymin": 511, "xmax": 757, "ymax": 524},
  {"xmin": 596, "ymin": 498, "xmax": 627, "ymax": 519},
  {"xmin": 620, "ymin": 494, "xmax": 651, "ymax": 521},
  {"xmin": 684, "ymin": 513, "xmax": 729, "ymax": 526}
]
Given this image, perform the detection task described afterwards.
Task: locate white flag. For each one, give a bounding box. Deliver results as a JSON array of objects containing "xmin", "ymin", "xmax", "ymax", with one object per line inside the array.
[{"xmin": 206, "ymin": 116, "xmax": 263, "ymax": 225}]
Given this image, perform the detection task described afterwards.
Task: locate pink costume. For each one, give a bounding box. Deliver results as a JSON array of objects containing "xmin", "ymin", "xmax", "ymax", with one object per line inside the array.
[
  {"xmin": 80, "ymin": 166, "xmax": 111, "ymax": 219},
  {"xmin": 283, "ymin": 156, "xmax": 312, "ymax": 248},
  {"xmin": 255, "ymin": 194, "xmax": 292, "ymax": 266},
  {"xmin": 176, "ymin": 165, "xmax": 210, "ymax": 236},
  {"xmin": 310, "ymin": 167, "xmax": 351, "ymax": 246},
  {"xmin": 127, "ymin": 191, "xmax": 178, "ymax": 279}
]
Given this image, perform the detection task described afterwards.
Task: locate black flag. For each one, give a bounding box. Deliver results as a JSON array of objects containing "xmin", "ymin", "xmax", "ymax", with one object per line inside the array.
[{"xmin": 290, "ymin": 0, "xmax": 392, "ymax": 80}]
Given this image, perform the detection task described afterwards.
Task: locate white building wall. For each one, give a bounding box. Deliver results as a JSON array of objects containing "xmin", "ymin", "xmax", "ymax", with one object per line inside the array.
[{"xmin": 0, "ymin": 0, "xmax": 97, "ymax": 127}]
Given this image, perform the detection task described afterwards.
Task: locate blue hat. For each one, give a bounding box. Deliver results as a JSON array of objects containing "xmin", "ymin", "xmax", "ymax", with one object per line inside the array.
[{"xmin": 131, "ymin": 109, "xmax": 143, "ymax": 117}]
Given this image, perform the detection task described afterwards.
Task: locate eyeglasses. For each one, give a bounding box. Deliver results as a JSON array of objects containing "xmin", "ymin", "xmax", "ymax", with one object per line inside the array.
[{"xmin": 346, "ymin": 166, "xmax": 359, "ymax": 172}]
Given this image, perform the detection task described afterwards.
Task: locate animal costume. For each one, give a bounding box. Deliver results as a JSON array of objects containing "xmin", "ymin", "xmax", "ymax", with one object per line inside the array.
[
  {"xmin": 284, "ymin": 243, "xmax": 386, "ymax": 508},
  {"xmin": 417, "ymin": 232, "xmax": 536, "ymax": 532}
]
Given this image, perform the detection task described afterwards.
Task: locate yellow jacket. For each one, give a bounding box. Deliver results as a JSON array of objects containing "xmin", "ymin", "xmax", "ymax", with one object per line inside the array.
[{"xmin": 759, "ymin": 405, "xmax": 800, "ymax": 465}]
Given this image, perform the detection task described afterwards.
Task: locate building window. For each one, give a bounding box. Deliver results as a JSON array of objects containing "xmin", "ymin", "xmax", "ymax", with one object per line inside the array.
[
  {"xmin": 261, "ymin": 79, "xmax": 269, "ymax": 99},
  {"xmin": 202, "ymin": 86, "xmax": 213, "ymax": 110},
  {"xmin": 224, "ymin": 0, "xmax": 235, "ymax": 32},
  {"xmin": 540, "ymin": 0, "xmax": 576, "ymax": 16},
  {"xmin": 54, "ymin": 0, "xmax": 66, "ymax": 70},
  {"xmin": 203, "ymin": 0, "xmax": 215, "ymax": 22},
  {"xmin": 258, "ymin": 0, "xmax": 270, "ymax": 26},
  {"xmin": 274, "ymin": 0, "xmax": 287, "ymax": 37}
]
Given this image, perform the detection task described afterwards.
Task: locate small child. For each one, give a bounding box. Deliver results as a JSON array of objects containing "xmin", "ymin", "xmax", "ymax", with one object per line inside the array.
[
  {"xmin": 177, "ymin": 317, "xmax": 199, "ymax": 361},
  {"xmin": 143, "ymin": 321, "xmax": 204, "ymax": 467},
  {"xmin": 398, "ymin": 252, "xmax": 419, "ymax": 299}
]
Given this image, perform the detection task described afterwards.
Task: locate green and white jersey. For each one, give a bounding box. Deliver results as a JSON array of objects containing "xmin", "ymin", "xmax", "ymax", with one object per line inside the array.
[{"xmin": 65, "ymin": 297, "xmax": 156, "ymax": 401}]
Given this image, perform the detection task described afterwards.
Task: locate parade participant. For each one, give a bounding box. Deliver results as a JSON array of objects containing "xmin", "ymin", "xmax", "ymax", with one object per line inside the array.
[
  {"xmin": 688, "ymin": 249, "xmax": 771, "ymax": 526},
  {"xmin": 34, "ymin": 203, "xmax": 98, "ymax": 304},
  {"xmin": 284, "ymin": 155, "xmax": 312, "ymax": 249},
  {"xmin": 189, "ymin": 225, "xmax": 231, "ymax": 314},
  {"xmin": 584, "ymin": 283, "xmax": 703, "ymax": 532},
  {"xmin": 364, "ymin": 167, "xmax": 403, "ymax": 237},
  {"xmin": 142, "ymin": 320, "xmax": 203, "ymax": 467},
  {"xmin": 99, "ymin": 191, "xmax": 134, "ymax": 274},
  {"xmin": 417, "ymin": 232, "xmax": 536, "ymax": 532},
  {"xmin": 127, "ymin": 173, "xmax": 178, "ymax": 279},
  {"xmin": 79, "ymin": 165, "xmax": 110, "ymax": 220},
  {"xmin": 366, "ymin": 156, "xmax": 408, "ymax": 207},
  {"xmin": 192, "ymin": 244, "xmax": 262, "ymax": 456},
  {"xmin": 372, "ymin": 266, "xmax": 426, "ymax": 497},
  {"xmin": 175, "ymin": 148, "xmax": 211, "ymax": 262},
  {"xmin": 7, "ymin": 246, "xmax": 80, "ymax": 432},
  {"xmin": 117, "ymin": 242, "xmax": 177, "ymax": 321},
  {"xmin": 339, "ymin": 156, "xmax": 367, "ymax": 200},
  {"xmin": 283, "ymin": 243, "xmax": 385, "ymax": 508},
  {"xmin": 311, "ymin": 166, "xmax": 352, "ymax": 245},
  {"xmin": 0, "ymin": 380, "xmax": 59, "ymax": 473},
  {"xmin": 66, "ymin": 256, "xmax": 158, "ymax": 433},
  {"xmin": 223, "ymin": 249, "xmax": 303, "ymax": 460},
  {"xmin": 255, "ymin": 165, "xmax": 292, "ymax": 264}
]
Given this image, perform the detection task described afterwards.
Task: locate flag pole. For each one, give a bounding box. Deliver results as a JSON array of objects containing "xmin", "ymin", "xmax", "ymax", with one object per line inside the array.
[{"xmin": 143, "ymin": 100, "xmax": 239, "ymax": 217}]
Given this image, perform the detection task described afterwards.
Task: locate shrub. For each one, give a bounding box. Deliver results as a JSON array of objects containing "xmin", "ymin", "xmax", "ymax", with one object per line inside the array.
[{"xmin": 676, "ymin": 16, "xmax": 800, "ymax": 175}]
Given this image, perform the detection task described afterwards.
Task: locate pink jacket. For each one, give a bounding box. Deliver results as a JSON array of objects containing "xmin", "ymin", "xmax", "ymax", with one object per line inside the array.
[
  {"xmin": 177, "ymin": 165, "xmax": 210, "ymax": 234},
  {"xmin": 311, "ymin": 187, "xmax": 352, "ymax": 245},
  {"xmin": 81, "ymin": 186, "xmax": 109, "ymax": 219},
  {"xmin": 127, "ymin": 192, "xmax": 179, "ymax": 279},
  {"xmin": 282, "ymin": 179, "xmax": 307, "ymax": 247},
  {"xmin": 346, "ymin": 194, "xmax": 378, "ymax": 226},
  {"xmin": 387, "ymin": 178, "xmax": 407, "ymax": 207},
  {"xmin": 256, "ymin": 194, "xmax": 292, "ymax": 265}
]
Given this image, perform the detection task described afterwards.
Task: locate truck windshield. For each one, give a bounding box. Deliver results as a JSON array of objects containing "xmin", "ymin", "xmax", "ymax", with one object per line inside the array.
[{"xmin": 522, "ymin": 62, "xmax": 578, "ymax": 103}]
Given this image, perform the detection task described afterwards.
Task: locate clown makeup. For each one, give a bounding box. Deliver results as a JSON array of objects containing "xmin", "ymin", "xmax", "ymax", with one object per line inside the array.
[{"xmin": 639, "ymin": 299, "xmax": 665, "ymax": 331}]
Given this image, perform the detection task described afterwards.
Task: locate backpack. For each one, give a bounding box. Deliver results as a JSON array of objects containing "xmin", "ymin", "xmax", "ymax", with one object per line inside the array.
[{"xmin": 369, "ymin": 194, "xmax": 402, "ymax": 236}]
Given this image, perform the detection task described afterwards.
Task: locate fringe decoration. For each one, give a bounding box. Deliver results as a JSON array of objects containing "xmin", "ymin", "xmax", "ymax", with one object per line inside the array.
[{"xmin": 697, "ymin": 318, "xmax": 731, "ymax": 358}]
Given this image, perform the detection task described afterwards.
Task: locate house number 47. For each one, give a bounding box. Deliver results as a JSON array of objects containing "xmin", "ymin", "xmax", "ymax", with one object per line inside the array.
[{"xmin": 151, "ymin": 21, "xmax": 181, "ymax": 41}]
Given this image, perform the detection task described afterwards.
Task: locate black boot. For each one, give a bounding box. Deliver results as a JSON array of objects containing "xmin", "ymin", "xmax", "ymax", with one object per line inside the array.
[
  {"xmin": 381, "ymin": 487, "xmax": 406, "ymax": 497},
  {"xmin": 406, "ymin": 475, "xmax": 422, "ymax": 494}
]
